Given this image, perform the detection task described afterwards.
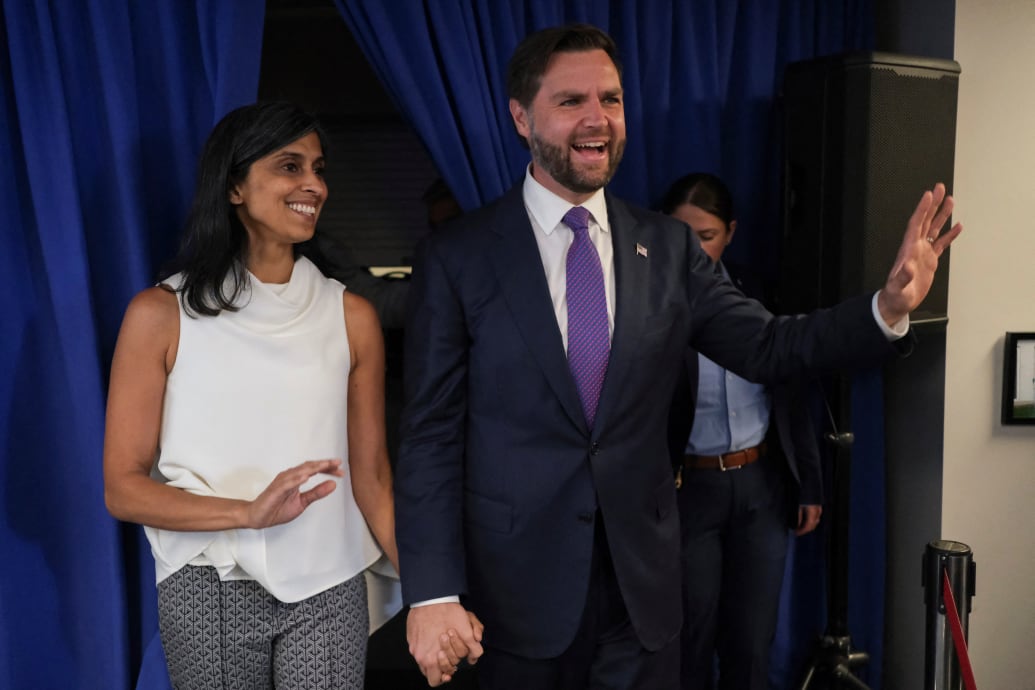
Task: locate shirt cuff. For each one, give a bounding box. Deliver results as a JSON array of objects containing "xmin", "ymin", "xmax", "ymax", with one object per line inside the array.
[
  {"xmin": 410, "ymin": 595, "xmax": 461, "ymax": 607},
  {"xmin": 872, "ymin": 291, "xmax": 909, "ymax": 340}
]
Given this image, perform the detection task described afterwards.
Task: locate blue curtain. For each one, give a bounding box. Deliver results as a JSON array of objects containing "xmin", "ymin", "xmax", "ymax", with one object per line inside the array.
[
  {"xmin": 847, "ymin": 369, "xmax": 888, "ymax": 688},
  {"xmin": 334, "ymin": 2, "xmax": 878, "ymax": 689},
  {"xmin": 335, "ymin": 0, "xmax": 872, "ymax": 281},
  {"xmin": 0, "ymin": 1, "xmax": 264, "ymax": 688}
]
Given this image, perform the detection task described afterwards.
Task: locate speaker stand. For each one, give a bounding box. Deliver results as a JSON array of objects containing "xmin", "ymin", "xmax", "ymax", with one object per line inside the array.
[{"xmin": 799, "ymin": 377, "xmax": 871, "ymax": 690}]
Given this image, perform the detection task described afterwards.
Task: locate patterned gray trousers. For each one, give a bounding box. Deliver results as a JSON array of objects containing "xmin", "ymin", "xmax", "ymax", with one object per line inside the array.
[{"xmin": 157, "ymin": 565, "xmax": 368, "ymax": 689}]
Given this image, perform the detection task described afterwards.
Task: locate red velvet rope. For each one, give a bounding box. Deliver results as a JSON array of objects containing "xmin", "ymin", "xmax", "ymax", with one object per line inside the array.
[{"xmin": 942, "ymin": 568, "xmax": 978, "ymax": 690}]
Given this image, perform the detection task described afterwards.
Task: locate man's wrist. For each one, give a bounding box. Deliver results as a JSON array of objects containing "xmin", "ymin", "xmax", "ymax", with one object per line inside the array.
[{"xmin": 872, "ymin": 291, "xmax": 908, "ymax": 339}]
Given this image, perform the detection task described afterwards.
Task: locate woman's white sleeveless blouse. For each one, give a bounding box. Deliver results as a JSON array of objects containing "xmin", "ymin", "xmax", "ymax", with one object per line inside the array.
[{"xmin": 145, "ymin": 257, "xmax": 383, "ymax": 604}]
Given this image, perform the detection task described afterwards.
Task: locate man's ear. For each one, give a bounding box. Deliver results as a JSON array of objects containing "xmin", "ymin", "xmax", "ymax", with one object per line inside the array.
[
  {"xmin": 727, "ymin": 219, "xmax": 737, "ymax": 245},
  {"xmin": 509, "ymin": 98, "xmax": 531, "ymax": 140}
]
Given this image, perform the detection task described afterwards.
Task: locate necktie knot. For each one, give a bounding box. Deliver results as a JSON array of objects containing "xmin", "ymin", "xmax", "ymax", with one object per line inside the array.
[{"xmin": 563, "ymin": 206, "xmax": 592, "ymax": 235}]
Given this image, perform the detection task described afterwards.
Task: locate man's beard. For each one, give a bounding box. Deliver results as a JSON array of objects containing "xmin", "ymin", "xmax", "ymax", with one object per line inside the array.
[{"xmin": 528, "ymin": 125, "xmax": 625, "ymax": 195}]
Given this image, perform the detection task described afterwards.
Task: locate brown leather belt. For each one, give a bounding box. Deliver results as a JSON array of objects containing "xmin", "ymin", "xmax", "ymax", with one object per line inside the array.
[{"xmin": 683, "ymin": 443, "xmax": 766, "ymax": 471}]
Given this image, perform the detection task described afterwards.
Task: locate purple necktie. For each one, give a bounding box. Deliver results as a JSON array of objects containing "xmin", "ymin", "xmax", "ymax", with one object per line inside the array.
[{"xmin": 564, "ymin": 206, "xmax": 610, "ymax": 429}]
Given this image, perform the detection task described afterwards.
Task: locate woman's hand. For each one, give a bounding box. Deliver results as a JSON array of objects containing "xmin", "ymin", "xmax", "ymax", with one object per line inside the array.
[{"xmin": 244, "ymin": 459, "xmax": 344, "ymax": 529}]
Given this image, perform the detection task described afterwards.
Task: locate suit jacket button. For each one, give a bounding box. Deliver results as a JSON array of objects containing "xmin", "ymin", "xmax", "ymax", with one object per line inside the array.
[
  {"xmin": 577, "ymin": 511, "xmax": 594, "ymax": 524},
  {"xmin": 590, "ymin": 442, "xmax": 600, "ymax": 455}
]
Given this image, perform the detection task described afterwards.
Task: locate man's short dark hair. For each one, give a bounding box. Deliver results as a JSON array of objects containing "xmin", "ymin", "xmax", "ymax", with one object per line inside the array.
[{"xmin": 505, "ymin": 24, "xmax": 623, "ymax": 108}]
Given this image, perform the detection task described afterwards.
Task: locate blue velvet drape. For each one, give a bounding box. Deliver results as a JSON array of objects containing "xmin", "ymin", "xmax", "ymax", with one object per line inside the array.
[
  {"xmin": 0, "ymin": 2, "xmax": 264, "ymax": 688},
  {"xmin": 335, "ymin": 0, "xmax": 873, "ymax": 280}
]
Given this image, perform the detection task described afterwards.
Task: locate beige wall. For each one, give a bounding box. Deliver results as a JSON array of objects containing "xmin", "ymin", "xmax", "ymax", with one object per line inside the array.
[{"xmin": 947, "ymin": 0, "xmax": 1035, "ymax": 685}]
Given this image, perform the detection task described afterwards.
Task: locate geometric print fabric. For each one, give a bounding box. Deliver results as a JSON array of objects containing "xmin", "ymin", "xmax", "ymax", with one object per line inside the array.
[{"xmin": 157, "ymin": 566, "xmax": 368, "ymax": 689}]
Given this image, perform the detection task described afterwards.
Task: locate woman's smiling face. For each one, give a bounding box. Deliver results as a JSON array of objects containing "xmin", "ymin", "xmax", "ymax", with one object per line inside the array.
[{"xmin": 229, "ymin": 131, "xmax": 327, "ymax": 248}]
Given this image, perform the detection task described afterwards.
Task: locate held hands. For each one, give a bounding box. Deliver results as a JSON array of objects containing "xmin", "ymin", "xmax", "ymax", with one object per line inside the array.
[
  {"xmin": 407, "ymin": 602, "xmax": 485, "ymax": 686},
  {"xmin": 434, "ymin": 612, "xmax": 486, "ymax": 684},
  {"xmin": 244, "ymin": 459, "xmax": 344, "ymax": 529},
  {"xmin": 877, "ymin": 182, "xmax": 963, "ymax": 327}
]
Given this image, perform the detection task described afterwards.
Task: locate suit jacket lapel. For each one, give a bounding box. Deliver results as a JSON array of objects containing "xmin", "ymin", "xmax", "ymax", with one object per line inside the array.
[
  {"xmin": 488, "ymin": 186, "xmax": 588, "ymax": 433},
  {"xmin": 591, "ymin": 194, "xmax": 650, "ymax": 437}
]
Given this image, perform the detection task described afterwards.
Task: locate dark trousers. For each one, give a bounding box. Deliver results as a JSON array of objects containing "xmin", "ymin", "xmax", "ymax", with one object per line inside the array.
[
  {"xmin": 678, "ymin": 457, "xmax": 790, "ymax": 690},
  {"xmin": 477, "ymin": 516, "xmax": 680, "ymax": 690}
]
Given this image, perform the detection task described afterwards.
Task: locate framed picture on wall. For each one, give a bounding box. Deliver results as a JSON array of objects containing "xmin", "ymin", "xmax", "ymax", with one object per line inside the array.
[{"xmin": 1002, "ymin": 332, "xmax": 1035, "ymax": 425}]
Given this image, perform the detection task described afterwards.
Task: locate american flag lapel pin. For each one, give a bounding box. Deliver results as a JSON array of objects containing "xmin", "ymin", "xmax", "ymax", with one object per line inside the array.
[{"xmin": 636, "ymin": 243, "xmax": 648, "ymax": 258}]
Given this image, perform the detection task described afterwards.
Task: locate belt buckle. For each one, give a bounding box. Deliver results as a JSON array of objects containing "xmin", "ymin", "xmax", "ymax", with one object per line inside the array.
[{"xmin": 718, "ymin": 453, "xmax": 741, "ymax": 472}]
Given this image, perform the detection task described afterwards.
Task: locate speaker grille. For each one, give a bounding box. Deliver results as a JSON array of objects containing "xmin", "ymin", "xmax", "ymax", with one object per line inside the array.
[{"xmin": 780, "ymin": 53, "xmax": 960, "ymax": 321}]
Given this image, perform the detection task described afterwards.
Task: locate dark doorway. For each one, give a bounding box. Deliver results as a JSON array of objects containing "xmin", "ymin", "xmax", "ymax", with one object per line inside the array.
[{"xmin": 259, "ymin": 3, "xmax": 474, "ymax": 688}]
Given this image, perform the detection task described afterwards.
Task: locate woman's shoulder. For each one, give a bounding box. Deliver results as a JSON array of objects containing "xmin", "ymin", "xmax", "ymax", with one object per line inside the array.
[
  {"xmin": 122, "ymin": 285, "xmax": 180, "ymax": 332},
  {"xmin": 114, "ymin": 285, "xmax": 180, "ymax": 370},
  {"xmin": 342, "ymin": 289, "xmax": 379, "ymax": 331}
]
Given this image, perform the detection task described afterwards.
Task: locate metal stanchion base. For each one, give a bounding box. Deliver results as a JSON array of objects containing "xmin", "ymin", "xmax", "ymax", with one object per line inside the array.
[{"xmin": 799, "ymin": 635, "xmax": 871, "ymax": 690}]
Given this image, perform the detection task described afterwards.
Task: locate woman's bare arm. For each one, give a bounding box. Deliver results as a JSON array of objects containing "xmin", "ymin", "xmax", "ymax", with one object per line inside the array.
[
  {"xmin": 343, "ymin": 291, "xmax": 399, "ymax": 572},
  {"xmin": 103, "ymin": 287, "xmax": 342, "ymax": 531}
]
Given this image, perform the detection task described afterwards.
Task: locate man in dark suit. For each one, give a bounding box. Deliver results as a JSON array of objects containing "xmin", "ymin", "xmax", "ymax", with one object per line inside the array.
[{"xmin": 395, "ymin": 24, "xmax": 961, "ymax": 690}]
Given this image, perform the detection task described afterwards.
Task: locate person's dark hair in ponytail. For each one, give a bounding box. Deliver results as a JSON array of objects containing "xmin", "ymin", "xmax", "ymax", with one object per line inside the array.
[{"xmin": 659, "ymin": 172, "xmax": 735, "ymax": 229}]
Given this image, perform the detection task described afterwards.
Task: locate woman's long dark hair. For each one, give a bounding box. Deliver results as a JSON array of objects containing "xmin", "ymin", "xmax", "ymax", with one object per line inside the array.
[
  {"xmin": 659, "ymin": 172, "xmax": 736, "ymax": 228},
  {"xmin": 161, "ymin": 101, "xmax": 327, "ymax": 316}
]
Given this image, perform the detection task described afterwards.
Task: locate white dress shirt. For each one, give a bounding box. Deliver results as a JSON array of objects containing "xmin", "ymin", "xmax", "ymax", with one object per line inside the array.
[{"xmin": 521, "ymin": 167, "xmax": 615, "ymax": 349}]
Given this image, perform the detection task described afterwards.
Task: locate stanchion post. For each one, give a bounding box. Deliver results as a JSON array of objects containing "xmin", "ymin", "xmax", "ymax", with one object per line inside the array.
[{"xmin": 922, "ymin": 540, "xmax": 976, "ymax": 690}]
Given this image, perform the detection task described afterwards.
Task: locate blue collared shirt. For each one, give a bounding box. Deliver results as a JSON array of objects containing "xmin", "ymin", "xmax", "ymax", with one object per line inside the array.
[
  {"xmin": 686, "ymin": 263, "xmax": 771, "ymax": 455},
  {"xmin": 686, "ymin": 353, "xmax": 771, "ymax": 456}
]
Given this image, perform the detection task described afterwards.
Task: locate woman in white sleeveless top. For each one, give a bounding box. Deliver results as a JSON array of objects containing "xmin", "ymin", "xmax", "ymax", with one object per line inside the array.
[{"xmin": 102, "ymin": 102, "xmax": 477, "ymax": 689}]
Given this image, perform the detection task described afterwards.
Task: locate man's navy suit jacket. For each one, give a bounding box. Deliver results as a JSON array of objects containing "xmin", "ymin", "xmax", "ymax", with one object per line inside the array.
[{"xmin": 396, "ymin": 184, "xmax": 891, "ymax": 659}]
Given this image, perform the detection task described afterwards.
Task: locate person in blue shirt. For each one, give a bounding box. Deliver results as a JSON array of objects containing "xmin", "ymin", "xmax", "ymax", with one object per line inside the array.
[{"xmin": 662, "ymin": 172, "xmax": 823, "ymax": 690}]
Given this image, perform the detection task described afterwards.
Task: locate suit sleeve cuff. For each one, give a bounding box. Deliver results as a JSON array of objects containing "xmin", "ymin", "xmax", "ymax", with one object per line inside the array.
[{"xmin": 872, "ymin": 291, "xmax": 909, "ymax": 340}]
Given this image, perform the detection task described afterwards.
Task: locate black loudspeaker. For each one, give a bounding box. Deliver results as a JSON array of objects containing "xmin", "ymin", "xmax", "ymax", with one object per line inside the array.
[{"xmin": 779, "ymin": 52, "xmax": 960, "ymax": 321}]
